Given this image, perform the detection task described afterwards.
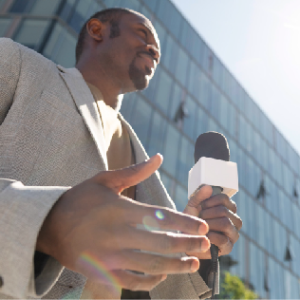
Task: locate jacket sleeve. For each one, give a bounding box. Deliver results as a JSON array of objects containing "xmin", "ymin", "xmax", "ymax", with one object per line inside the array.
[{"xmin": 0, "ymin": 38, "xmax": 68, "ymax": 298}]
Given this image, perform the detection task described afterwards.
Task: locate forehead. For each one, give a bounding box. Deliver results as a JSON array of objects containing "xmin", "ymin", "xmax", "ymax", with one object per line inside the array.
[{"xmin": 121, "ymin": 12, "xmax": 160, "ymax": 49}]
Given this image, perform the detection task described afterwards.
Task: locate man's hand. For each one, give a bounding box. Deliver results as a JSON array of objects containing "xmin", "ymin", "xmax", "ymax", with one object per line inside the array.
[
  {"xmin": 36, "ymin": 154, "xmax": 211, "ymax": 292},
  {"xmin": 184, "ymin": 185, "xmax": 242, "ymax": 259}
]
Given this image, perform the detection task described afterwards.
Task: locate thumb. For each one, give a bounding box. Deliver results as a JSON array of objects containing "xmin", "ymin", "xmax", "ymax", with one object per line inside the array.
[
  {"xmin": 184, "ymin": 185, "xmax": 213, "ymax": 217},
  {"xmin": 95, "ymin": 154, "xmax": 163, "ymax": 194}
]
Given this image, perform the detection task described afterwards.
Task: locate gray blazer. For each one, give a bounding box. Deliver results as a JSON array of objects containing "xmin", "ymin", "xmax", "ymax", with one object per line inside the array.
[{"xmin": 0, "ymin": 38, "xmax": 212, "ymax": 299}]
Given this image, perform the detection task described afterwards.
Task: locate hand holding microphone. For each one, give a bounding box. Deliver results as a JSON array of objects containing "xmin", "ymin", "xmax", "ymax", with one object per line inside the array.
[{"xmin": 184, "ymin": 132, "xmax": 242, "ymax": 259}]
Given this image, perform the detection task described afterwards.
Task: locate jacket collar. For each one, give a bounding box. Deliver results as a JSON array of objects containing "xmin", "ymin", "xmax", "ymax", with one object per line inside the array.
[{"xmin": 57, "ymin": 65, "xmax": 108, "ymax": 169}]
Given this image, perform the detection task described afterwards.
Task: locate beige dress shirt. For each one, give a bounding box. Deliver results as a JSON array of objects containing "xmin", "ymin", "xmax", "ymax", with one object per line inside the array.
[{"xmin": 81, "ymin": 83, "xmax": 135, "ymax": 299}]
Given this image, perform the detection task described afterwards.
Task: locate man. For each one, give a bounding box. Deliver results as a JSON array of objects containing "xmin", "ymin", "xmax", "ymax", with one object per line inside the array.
[{"xmin": 0, "ymin": 8, "xmax": 242, "ymax": 299}]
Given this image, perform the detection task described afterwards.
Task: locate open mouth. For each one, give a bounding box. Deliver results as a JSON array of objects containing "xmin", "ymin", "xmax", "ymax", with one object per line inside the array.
[{"xmin": 138, "ymin": 53, "xmax": 156, "ymax": 74}]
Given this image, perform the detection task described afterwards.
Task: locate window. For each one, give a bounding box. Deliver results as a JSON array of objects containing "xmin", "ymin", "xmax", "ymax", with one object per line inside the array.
[
  {"xmin": 195, "ymin": 106, "xmax": 208, "ymax": 137},
  {"xmin": 176, "ymin": 137, "xmax": 191, "ymax": 187},
  {"xmin": 168, "ymin": 83, "xmax": 184, "ymax": 121},
  {"xmin": 183, "ymin": 96, "xmax": 197, "ymax": 140},
  {"xmin": 120, "ymin": 92, "xmax": 137, "ymax": 120},
  {"xmin": 0, "ymin": 18, "xmax": 13, "ymax": 37},
  {"xmin": 129, "ymin": 96, "xmax": 153, "ymax": 147},
  {"xmin": 261, "ymin": 114, "xmax": 274, "ymax": 146},
  {"xmin": 141, "ymin": 0, "xmax": 158, "ymax": 12},
  {"xmin": 0, "ymin": 0, "xmax": 6, "ymax": 11},
  {"xmin": 142, "ymin": 66, "xmax": 160, "ymax": 102},
  {"xmin": 157, "ymin": 0, "xmax": 182, "ymax": 38},
  {"xmin": 249, "ymin": 243, "xmax": 265, "ymax": 298},
  {"xmin": 152, "ymin": 19, "xmax": 166, "ymax": 50},
  {"xmin": 160, "ymin": 171, "xmax": 173, "ymax": 197},
  {"xmin": 244, "ymin": 93, "xmax": 254, "ymax": 123},
  {"xmin": 218, "ymin": 95, "xmax": 228, "ymax": 132},
  {"xmin": 252, "ymin": 130, "xmax": 262, "ymax": 167},
  {"xmin": 227, "ymin": 101, "xmax": 237, "ymax": 139},
  {"xmin": 174, "ymin": 47, "xmax": 189, "ymax": 86},
  {"xmin": 9, "ymin": 0, "xmax": 35, "ymax": 13},
  {"xmin": 245, "ymin": 156, "xmax": 261, "ymax": 198},
  {"xmin": 256, "ymin": 203, "xmax": 265, "ymax": 249},
  {"xmin": 59, "ymin": 0, "xmax": 76, "ymax": 22},
  {"xmin": 161, "ymin": 35, "xmax": 177, "ymax": 74},
  {"xmin": 69, "ymin": 0, "xmax": 104, "ymax": 33},
  {"xmin": 43, "ymin": 22, "xmax": 76, "ymax": 67},
  {"xmin": 207, "ymin": 117, "xmax": 220, "ymax": 133},
  {"xmin": 209, "ymin": 84, "xmax": 220, "ymax": 121},
  {"xmin": 282, "ymin": 162, "xmax": 293, "ymax": 197},
  {"xmin": 212, "ymin": 56, "xmax": 222, "ymax": 88},
  {"xmin": 29, "ymin": 0, "xmax": 61, "ymax": 16},
  {"xmin": 13, "ymin": 19, "xmax": 50, "ymax": 50},
  {"xmin": 118, "ymin": 0, "xmax": 140, "ymax": 11},
  {"xmin": 147, "ymin": 111, "xmax": 166, "ymax": 157},
  {"xmin": 153, "ymin": 68, "xmax": 172, "ymax": 116},
  {"xmin": 291, "ymin": 235, "xmax": 300, "ymax": 277},
  {"xmin": 268, "ymin": 258, "xmax": 285, "ymax": 299},
  {"xmin": 199, "ymin": 72, "xmax": 211, "ymax": 111},
  {"xmin": 192, "ymin": 33, "xmax": 204, "ymax": 67},
  {"xmin": 275, "ymin": 130, "xmax": 287, "ymax": 159},
  {"xmin": 139, "ymin": 4, "xmax": 154, "ymax": 22},
  {"xmin": 284, "ymin": 270, "xmax": 299, "ymax": 299},
  {"xmin": 278, "ymin": 189, "xmax": 293, "ymax": 231},
  {"xmin": 174, "ymin": 184, "xmax": 187, "ymax": 212},
  {"xmin": 236, "ymin": 145, "xmax": 246, "ymax": 189},
  {"xmin": 264, "ymin": 212, "xmax": 275, "ymax": 256},
  {"xmin": 291, "ymin": 203, "xmax": 300, "ymax": 240},
  {"xmin": 187, "ymin": 63, "xmax": 201, "ymax": 100},
  {"xmin": 287, "ymin": 145, "xmax": 298, "ymax": 174},
  {"xmin": 180, "ymin": 19, "xmax": 193, "ymax": 52},
  {"xmin": 162, "ymin": 123, "xmax": 181, "ymax": 176},
  {"xmin": 265, "ymin": 175, "xmax": 280, "ymax": 218},
  {"xmin": 245, "ymin": 195, "xmax": 256, "ymax": 240}
]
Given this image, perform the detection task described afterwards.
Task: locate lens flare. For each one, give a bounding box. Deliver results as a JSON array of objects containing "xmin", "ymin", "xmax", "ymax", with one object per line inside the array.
[
  {"xmin": 155, "ymin": 210, "xmax": 165, "ymax": 220},
  {"xmin": 77, "ymin": 251, "xmax": 122, "ymax": 295},
  {"xmin": 142, "ymin": 215, "xmax": 160, "ymax": 231}
]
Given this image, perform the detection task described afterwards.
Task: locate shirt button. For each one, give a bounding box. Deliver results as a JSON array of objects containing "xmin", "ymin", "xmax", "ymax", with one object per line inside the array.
[{"xmin": 0, "ymin": 276, "xmax": 3, "ymax": 287}]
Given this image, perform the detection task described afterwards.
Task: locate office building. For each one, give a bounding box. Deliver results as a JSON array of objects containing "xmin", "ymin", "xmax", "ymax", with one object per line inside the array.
[{"xmin": 1, "ymin": 0, "xmax": 300, "ymax": 298}]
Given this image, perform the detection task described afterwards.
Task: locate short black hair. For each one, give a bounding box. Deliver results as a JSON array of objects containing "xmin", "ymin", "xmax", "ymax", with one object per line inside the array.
[{"xmin": 75, "ymin": 8, "xmax": 134, "ymax": 64}]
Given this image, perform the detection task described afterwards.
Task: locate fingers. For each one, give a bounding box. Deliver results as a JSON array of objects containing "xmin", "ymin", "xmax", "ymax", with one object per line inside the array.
[
  {"xmin": 201, "ymin": 193, "xmax": 237, "ymax": 214},
  {"xmin": 112, "ymin": 270, "xmax": 166, "ymax": 291},
  {"xmin": 125, "ymin": 203, "xmax": 209, "ymax": 235},
  {"xmin": 123, "ymin": 229, "xmax": 210, "ymax": 255},
  {"xmin": 112, "ymin": 250, "xmax": 200, "ymax": 275},
  {"xmin": 96, "ymin": 154, "xmax": 163, "ymax": 194},
  {"xmin": 184, "ymin": 185, "xmax": 213, "ymax": 217},
  {"xmin": 206, "ymin": 217, "xmax": 240, "ymax": 245},
  {"xmin": 207, "ymin": 231, "xmax": 234, "ymax": 256},
  {"xmin": 199, "ymin": 205, "xmax": 242, "ymax": 230}
]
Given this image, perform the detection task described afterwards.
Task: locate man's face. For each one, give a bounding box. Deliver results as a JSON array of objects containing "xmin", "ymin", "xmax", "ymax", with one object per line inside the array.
[{"xmin": 103, "ymin": 12, "xmax": 161, "ymax": 91}]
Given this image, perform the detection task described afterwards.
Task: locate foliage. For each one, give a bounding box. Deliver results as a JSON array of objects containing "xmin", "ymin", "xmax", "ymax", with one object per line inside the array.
[{"xmin": 217, "ymin": 272, "xmax": 258, "ymax": 299}]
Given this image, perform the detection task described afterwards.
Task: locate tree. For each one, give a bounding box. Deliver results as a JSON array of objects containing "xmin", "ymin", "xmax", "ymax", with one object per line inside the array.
[{"xmin": 217, "ymin": 272, "xmax": 258, "ymax": 299}]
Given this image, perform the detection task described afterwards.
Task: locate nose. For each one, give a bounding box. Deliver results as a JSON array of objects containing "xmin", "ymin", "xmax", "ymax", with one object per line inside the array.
[{"xmin": 146, "ymin": 44, "xmax": 160, "ymax": 63}]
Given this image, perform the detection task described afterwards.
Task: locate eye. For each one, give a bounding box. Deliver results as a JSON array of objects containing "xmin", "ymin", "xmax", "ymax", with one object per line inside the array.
[{"xmin": 139, "ymin": 29, "xmax": 148, "ymax": 38}]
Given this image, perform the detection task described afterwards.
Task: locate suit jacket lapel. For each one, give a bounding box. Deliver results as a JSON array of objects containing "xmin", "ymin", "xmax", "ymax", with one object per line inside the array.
[{"xmin": 57, "ymin": 65, "xmax": 108, "ymax": 169}]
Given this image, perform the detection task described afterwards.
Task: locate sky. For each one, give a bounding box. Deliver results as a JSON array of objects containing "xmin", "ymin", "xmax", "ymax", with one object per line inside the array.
[{"xmin": 172, "ymin": 0, "xmax": 300, "ymax": 156}]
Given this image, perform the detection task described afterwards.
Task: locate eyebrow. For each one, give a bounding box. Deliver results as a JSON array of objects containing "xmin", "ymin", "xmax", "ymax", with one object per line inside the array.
[{"xmin": 137, "ymin": 22, "xmax": 160, "ymax": 51}]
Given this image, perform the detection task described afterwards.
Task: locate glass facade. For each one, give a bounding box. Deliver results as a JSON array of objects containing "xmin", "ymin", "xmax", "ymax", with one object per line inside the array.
[{"xmin": 1, "ymin": 0, "xmax": 300, "ymax": 298}]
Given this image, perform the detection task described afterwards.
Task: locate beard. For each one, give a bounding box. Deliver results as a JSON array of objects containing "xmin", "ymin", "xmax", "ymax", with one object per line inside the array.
[{"xmin": 128, "ymin": 57, "xmax": 148, "ymax": 90}]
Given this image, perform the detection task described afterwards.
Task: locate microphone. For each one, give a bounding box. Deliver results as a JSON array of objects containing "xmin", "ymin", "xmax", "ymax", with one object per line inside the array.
[{"xmin": 188, "ymin": 132, "xmax": 238, "ymax": 297}]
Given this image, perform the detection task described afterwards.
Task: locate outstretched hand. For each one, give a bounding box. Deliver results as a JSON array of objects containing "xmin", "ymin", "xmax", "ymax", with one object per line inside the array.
[
  {"xmin": 36, "ymin": 155, "xmax": 211, "ymax": 292},
  {"xmin": 184, "ymin": 185, "xmax": 242, "ymax": 259}
]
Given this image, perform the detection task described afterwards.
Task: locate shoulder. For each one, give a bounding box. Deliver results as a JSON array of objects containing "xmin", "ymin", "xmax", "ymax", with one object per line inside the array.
[{"xmin": 0, "ymin": 38, "xmax": 21, "ymax": 60}]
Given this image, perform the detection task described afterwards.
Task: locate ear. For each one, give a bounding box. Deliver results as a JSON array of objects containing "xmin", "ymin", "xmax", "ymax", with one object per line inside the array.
[{"xmin": 86, "ymin": 18, "xmax": 106, "ymax": 42}]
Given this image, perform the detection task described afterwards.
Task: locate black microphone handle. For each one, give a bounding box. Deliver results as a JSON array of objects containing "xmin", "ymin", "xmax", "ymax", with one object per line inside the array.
[{"xmin": 208, "ymin": 186, "xmax": 222, "ymax": 298}]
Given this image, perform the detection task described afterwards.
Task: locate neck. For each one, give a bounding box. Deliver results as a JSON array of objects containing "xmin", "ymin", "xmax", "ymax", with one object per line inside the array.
[{"xmin": 76, "ymin": 59, "xmax": 125, "ymax": 112}]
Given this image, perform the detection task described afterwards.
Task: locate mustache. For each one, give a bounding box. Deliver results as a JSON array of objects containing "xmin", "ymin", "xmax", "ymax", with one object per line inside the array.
[{"xmin": 137, "ymin": 51, "xmax": 158, "ymax": 63}]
